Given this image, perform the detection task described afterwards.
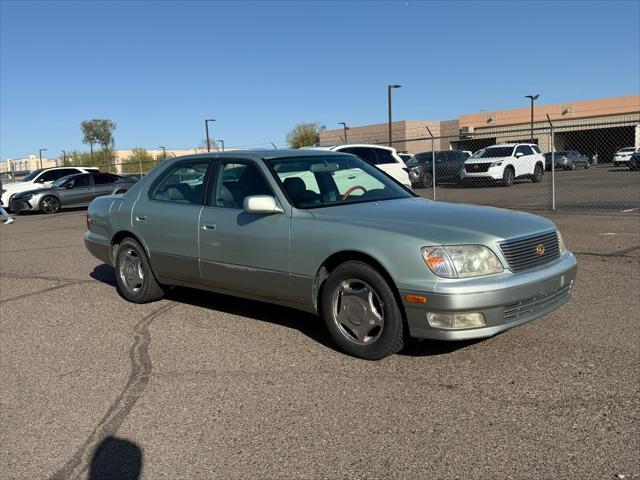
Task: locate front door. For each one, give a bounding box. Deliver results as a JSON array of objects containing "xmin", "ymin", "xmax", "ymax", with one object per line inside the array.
[
  {"xmin": 132, "ymin": 159, "xmax": 211, "ymax": 283},
  {"xmin": 198, "ymin": 159, "xmax": 291, "ymax": 301},
  {"xmin": 60, "ymin": 174, "xmax": 94, "ymax": 206}
]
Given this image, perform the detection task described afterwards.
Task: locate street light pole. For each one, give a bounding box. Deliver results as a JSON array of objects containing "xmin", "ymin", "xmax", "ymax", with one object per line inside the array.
[
  {"xmin": 387, "ymin": 84, "xmax": 401, "ymax": 146},
  {"xmin": 39, "ymin": 148, "xmax": 47, "ymax": 169},
  {"xmin": 339, "ymin": 122, "xmax": 349, "ymax": 143},
  {"xmin": 525, "ymin": 94, "xmax": 540, "ymax": 143},
  {"xmin": 158, "ymin": 146, "xmax": 166, "ymax": 159},
  {"xmin": 205, "ymin": 119, "xmax": 215, "ymax": 152},
  {"xmin": 217, "ymin": 139, "xmax": 224, "ymax": 151}
]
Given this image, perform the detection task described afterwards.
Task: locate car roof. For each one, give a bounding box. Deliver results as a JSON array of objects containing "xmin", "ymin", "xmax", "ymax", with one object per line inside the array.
[
  {"xmin": 164, "ymin": 149, "xmax": 355, "ymax": 162},
  {"xmin": 305, "ymin": 144, "xmax": 396, "ymax": 152},
  {"xmin": 490, "ymin": 143, "xmax": 536, "ymax": 148}
]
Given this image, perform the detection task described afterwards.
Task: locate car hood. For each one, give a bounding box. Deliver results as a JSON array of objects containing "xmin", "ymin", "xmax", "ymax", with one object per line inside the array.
[
  {"xmin": 2, "ymin": 182, "xmax": 46, "ymax": 195},
  {"xmin": 307, "ymin": 197, "xmax": 556, "ymax": 245},
  {"xmin": 465, "ymin": 156, "xmax": 509, "ymax": 164},
  {"xmin": 13, "ymin": 186, "xmax": 58, "ymax": 198}
]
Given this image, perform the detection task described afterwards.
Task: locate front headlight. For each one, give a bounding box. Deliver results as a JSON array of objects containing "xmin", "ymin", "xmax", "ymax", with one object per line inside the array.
[
  {"xmin": 557, "ymin": 231, "xmax": 566, "ymax": 253},
  {"xmin": 17, "ymin": 193, "xmax": 33, "ymax": 201},
  {"xmin": 491, "ymin": 161, "xmax": 503, "ymax": 167},
  {"xmin": 421, "ymin": 245, "xmax": 503, "ymax": 278}
]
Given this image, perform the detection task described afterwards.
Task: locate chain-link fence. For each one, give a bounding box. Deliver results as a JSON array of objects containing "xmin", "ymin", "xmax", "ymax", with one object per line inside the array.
[{"xmin": 385, "ymin": 117, "xmax": 640, "ymax": 213}]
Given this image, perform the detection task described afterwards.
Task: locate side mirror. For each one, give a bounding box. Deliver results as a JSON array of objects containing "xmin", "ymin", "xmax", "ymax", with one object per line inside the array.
[
  {"xmin": 36, "ymin": 178, "xmax": 46, "ymax": 183},
  {"xmin": 64, "ymin": 183, "xmax": 73, "ymax": 189},
  {"xmin": 243, "ymin": 195, "xmax": 284, "ymax": 214},
  {"xmin": 515, "ymin": 152, "xmax": 524, "ymax": 158}
]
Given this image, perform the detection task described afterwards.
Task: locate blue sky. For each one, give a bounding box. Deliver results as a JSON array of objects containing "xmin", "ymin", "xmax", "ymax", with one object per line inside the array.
[{"xmin": 1, "ymin": 0, "xmax": 639, "ymax": 159}]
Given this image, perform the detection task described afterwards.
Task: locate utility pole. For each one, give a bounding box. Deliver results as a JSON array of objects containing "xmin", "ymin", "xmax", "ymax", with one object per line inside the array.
[
  {"xmin": 205, "ymin": 119, "xmax": 215, "ymax": 152},
  {"xmin": 525, "ymin": 94, "xmax": 540, "ymax": 143},
  {"xmin": 387, "ymin": 84, "xmax": 401, "ymax": 146}
]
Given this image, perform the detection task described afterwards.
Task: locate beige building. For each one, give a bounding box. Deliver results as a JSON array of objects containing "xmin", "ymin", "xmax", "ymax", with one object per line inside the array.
[{"xmin": 319, "ymin": 95, "xmax": 640, "ymax": 161}]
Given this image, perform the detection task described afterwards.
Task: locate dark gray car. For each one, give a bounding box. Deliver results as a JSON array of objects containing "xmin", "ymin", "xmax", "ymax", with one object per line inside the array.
[
  {"xmin": 544, "ymin": 151, "xmax": 591, "ymax": 171},
  {"xmin": 9, "ymin": 172, "xmax": 137, "ymax": 214},
  {"xmin": 406, "ymin": 150, "xmax": 468, "ymax": 188}
]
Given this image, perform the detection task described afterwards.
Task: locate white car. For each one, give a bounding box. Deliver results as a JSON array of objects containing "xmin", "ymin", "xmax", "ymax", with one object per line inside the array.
[
  {"xmin": 461, "ymin": 143, "xmax": 545, "ymax": 187},
  {"xmin": 304, "ymin": 144, "xmax": 412, "ymax": 188},
  {"xmin": 1, "ymin": 166, "xmax": 99, "ymax": 208},
  {"xmin": 613, "ymin": 147, "xmax": 636, "ymax": 167}
]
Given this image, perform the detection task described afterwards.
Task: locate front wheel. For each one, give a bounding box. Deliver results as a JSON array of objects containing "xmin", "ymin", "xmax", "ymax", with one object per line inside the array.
[
  {"xmin": 39, "ymin": 195, "xmax": 60, "ymax": 214},
  {"xmin": 419, "ymin": 171, "xmax": 433, "ymax": 189},
  {"xmin": 115, "ymin": 238, "xmax": 165, "ymax": 303},
  {"xmin": 501, "ymin": 167, "xmax": 514, "ymax": 187},
  {"xmin": 320, "ymin": 261, "xmax": 404, "ymax": 360},
  {"xmin": 532, "ymin": 164, "xmax": 543, "ymax": 183}
]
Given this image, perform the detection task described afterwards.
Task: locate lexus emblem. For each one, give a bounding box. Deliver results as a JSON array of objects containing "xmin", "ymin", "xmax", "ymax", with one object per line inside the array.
[{"xmin": 536, "ymin": 244, "xmax": 545, "ymax": 255}]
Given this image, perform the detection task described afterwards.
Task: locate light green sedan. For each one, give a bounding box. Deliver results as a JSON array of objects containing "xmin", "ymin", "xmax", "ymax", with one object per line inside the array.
[{"xmin": 85, "ymin": 149, "xmax": 577, "ymax": 360}]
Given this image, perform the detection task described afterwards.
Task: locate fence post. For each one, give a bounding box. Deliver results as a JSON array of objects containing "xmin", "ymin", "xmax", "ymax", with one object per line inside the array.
[
  {"xmin": 426, "ymin": 126, "xmax": 435, "ymax": 200},
  {"xmin": 139, "ymin": 159, "xmax": 143, "ymax": 177},
  {"xmin": 546, "ymin": 114, "xmax": 555, "ymax": 211}
]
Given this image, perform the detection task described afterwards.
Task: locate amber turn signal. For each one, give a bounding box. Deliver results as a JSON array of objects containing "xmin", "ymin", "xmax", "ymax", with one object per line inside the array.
[{"xmin": 405, "ymin": 294, "xmax": 427, "ymax": 304}]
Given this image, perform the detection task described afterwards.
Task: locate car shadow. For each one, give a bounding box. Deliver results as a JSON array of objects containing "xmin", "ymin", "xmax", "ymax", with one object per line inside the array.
[
  {"xmin": 90, "ymin": 264, "xmax": 483, "ymax": 358},
  {"xmin": 89, "ymin": 436, "xmax": 142, "ymax": 480}
]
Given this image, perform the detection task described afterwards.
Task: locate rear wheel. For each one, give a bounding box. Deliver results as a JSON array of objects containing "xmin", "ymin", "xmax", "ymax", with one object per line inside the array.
[
  {"xmin": 115, "ymin": 238, "xmax": 165, "ymax": 303},
  {"xmin": 501, "ymin": 167, "xmax": 514, "ymax": 187},
  {"xmin": 39, "ymin": 196, "xmax": 60, "ymax": 214},
  {"xmin": 532, "ymin": 163, "xmax": 543, "ymax": 183},
  {"xmin": 419, "ymin": 171, "xmax": 433, "ymax": 189},
  {"xmin": 569, "ymin": 161, "xmax": 576, "ymax": 170},
  {"xmin": 320, "ymin": 261, "xmax": 404, "ymax": 360}
]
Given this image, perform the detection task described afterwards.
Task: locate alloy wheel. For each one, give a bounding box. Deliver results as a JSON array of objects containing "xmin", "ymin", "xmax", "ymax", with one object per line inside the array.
[
  {"xmin": 331, "ymin": 279, "xmax": 385, "ymax": 345},
  {"xmin": 118, "ymin": 248, "xmax": 145, "ymax": 294}
]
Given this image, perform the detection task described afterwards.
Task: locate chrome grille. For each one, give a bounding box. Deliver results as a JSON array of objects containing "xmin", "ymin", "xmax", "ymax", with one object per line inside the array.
[
  {"xmin": 504, "ymin": 284, "xmax": 572, "ymax": 322},
  {"xmin": 499, "ymin": 230, "xmax": 560, "ymax": 272}
]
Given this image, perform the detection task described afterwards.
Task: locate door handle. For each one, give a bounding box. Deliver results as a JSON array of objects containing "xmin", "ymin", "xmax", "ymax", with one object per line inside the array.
[
  {"xmin": 348, "ymin": 175, "xmax": 356, "ymax": 179},
  {"xmin": 201, "ymin": 224, "xmax": 216, "ymax": 231},
  {"xmin": 135, "ymin": 216, "xmax": 146, "ymax": 222}
]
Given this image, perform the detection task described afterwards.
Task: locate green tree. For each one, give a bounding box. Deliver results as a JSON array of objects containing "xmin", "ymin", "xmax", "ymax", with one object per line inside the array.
[
  {"xmin": 124, "ymin": 148, "xmax": 156, "ymax": 173},
  {"xmin": 286, "ymin": 122, "xmax": 325, "ymax": 149},
  {"xmin": 81, "ymin": 119, "xmax": 117, "ymax": 169}
]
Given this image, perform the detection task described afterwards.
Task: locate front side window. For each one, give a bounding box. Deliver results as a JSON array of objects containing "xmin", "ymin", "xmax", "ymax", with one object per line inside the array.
[
  {"xmin": 267, "ymin": 156, "xmax": 412, "ymax": 209},
  {"xmin": 70, "ymin": 175, "xmax": 91, "ymax": 188},
  {"xmin": 150, "ymin": 161, "xmax": 209, "ymax": 205},
  {"xmin": 38, "ymin": 169, "xmax": 67, "ymax": 183},
  {"xmin": 212, "ymin": 162, "xmax": 273, "ymax": 208}
]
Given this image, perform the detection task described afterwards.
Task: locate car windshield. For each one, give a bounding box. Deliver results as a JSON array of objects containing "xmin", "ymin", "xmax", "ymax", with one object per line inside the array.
[
  {"xmin": 266, "ymin": 155, "xmax": 412, "ymax": 209},
  {"xmin": 51, "ymin": 174, "xmax": 80, "ymax": 187},
  {"xmin": 21, "ymin": 169, "xmax": 45, "ymax": 182},
  {"xmin": 474, "ymin": 147, "xmax": 515, "ymax": 158}
]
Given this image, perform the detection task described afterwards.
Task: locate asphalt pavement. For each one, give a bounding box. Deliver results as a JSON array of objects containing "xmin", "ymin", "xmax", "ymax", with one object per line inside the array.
[{"xmin": 0, "ymin": 208, "xmax": 638, "ymax": 479}]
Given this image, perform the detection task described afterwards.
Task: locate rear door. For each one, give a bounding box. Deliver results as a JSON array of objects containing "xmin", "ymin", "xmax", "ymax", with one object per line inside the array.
[{"xmin": 91, "ymin": 173, "xmax": 120, "ymax": 200}]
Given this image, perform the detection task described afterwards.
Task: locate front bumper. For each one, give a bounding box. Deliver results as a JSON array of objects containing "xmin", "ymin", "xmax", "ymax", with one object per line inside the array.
[
  {"xmin": 8, "ymin": 197, "xmax": 38, "ymax": 212},
  {"xmin": 460, "ymin": 165, "xmax": 503, "ymax": 180},
  {"xmin": 400, "ymin": 251, "xmax": 577, "ymax": 340}
]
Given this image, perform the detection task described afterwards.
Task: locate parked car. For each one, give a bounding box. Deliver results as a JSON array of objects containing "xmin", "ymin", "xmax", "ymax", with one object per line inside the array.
[
  {"xmin": 304, "ymin": 144, "xmax": 412, "ymax": 188},
  {"xmin": 85, "ymin": 150, "xmax": 576, "ymax": 360},
  {"xmin": 9, "ymin": 172, "xmax": 136, "ymax": 214},
  {"xmin": 1, "ymin": 166, "xmax": 99, "ymax": 208},
  {"xmin": 461, "ymin": 143, "xmax": 545, "ymax": 187},
  {"xmin": 543, "ymin": 151, "xmax": 591, "ymax": 170},
  {"xmin": 628, "ymin": 149, "xmax": 640, "ymax": 171},
  {"xmin": 405, "ymin": 150, "xmax": 469, "ymax": 188},
  {"xmin": 398, "ymin": 153, "xmax": 413, "ymax": 163},
  {"xmin": 613, "ymin": 147, "xmax": 636, "ymax": 167}
]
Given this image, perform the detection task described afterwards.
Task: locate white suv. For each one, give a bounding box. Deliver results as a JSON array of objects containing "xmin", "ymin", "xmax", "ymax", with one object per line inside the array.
[
  {"xmin": 1, "ymin": 166, "xmax": 99, "ymax": 208},
  {"xmin": 305, "ymin": 144, "xmax": 412, "ymax": 188},
  {"xmin": 613, "ymin": 147, "xmax": 636, "ymax": 167},
  {"xmin": 461, "ymin": 143, "xmax": 544, "ymax": 187}
]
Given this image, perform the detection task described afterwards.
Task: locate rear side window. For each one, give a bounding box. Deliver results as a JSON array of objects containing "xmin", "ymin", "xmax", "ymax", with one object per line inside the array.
[
  {"xmin": 373, "ymin": 149, "xmax": 398, "ymax": 165},
  {"xmin": 515, "ymin": 145, "xmax": 534, "ymax": 156},
  {"xmin": 93, "ymin": 173, "xmax": 118, "ymax": 185},
  {"xmin": 341, "ymin": 147, "xmax": 378, "ymax": 166},
  {"xmin": 531, "ymin": 145, "xmax": 542, "ymax": 154},
  {"xmin": 150, "ymin": 161, "xmax": 209, "ymax": 205}
]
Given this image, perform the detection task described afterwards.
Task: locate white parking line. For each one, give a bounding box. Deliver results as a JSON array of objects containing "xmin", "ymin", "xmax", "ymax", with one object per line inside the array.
[{"xmin": 620, "ymin": 208, "xmax": 639, "ymax": 213}]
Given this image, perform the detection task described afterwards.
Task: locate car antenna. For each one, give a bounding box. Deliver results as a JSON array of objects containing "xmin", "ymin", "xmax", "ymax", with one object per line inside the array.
[{"xmin": 271, "ymin": 142, "xmax": 278, "ymax": 150}]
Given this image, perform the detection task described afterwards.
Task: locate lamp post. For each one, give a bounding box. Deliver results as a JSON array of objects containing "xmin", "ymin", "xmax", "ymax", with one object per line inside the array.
[
  {"xmin": 217, "ymin": 139, "xmax": 224, "ymax": 151},
  {"xmin": 338, "ymin": 122, "xmax": 349, "ymax": 143},
  {"xmin": 89, "ymin": 140, "xmax": 95, "ymax": 163},
  {"xmin": 158, "ymin": 146, "xmax": 166, "ymax": 159},
  {"xmin": 205, "ymin": 119, "xmax": 215, "ymax": 152},
  {"xmin": 39, "ymin": 148, "xmax": 47, "ymax": 169},
  {"xmin": 61, "ymin": 150, "xmax": 66, "ymax": 166},
  {"xmin": 387, "ymin": 84, "xmax": 401, "ymax": 146},
  {"xmin": 525, "ymin": 94, "xmax": 540, "ymax": 143}
]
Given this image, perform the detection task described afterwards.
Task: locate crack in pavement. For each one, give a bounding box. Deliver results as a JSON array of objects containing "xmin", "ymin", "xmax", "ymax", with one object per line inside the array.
[
  {"xmin": 573, "ymin": 245, "xmax": 640, "ymax": 258},
  {"xmin": 0, "ymin": 281, "xmax": 85, "ymax": 305},
  {"xmin": 50, "ymin": 302, "xmax": 176, "ymax": 480}
]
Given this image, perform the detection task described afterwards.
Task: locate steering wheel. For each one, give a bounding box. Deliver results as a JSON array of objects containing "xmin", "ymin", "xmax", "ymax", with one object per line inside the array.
[{"xmin": 342, "ymin": 185, "xmax": 367, "ymax": 200}]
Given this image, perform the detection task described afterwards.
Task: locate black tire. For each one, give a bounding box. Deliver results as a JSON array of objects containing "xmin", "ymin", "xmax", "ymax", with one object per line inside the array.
[
  {"xmin": 114, "ymin": 237, "xmax": 165, "ymax": 303},
  {"xmin": 419, "ymin": 171, "xmax": 433, "ymax": 189},
  {"xmin": 569, "ymin": 161, "xmax": 576, "ymax": 170},
  {"xmin": 501, "ymin": 167, "xmax": 515, "ymax": 187},
  {"xmin": 532, "ymin": 163, "xmax": 543, "ymax": 183},
  {"xmin": 584, "ymin": 163, "xmax": 591, "ymax": 169},
  {"xmin": 613, "ymin": 162, "xmax": 619, "ymax": 167},
  {"xmin": 39, "ymin": 195, "xmax": 60, "ymax": 214},
  {"xmin": 320, "ymin": 261, "xmax": 404, "ymax": 360}
]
